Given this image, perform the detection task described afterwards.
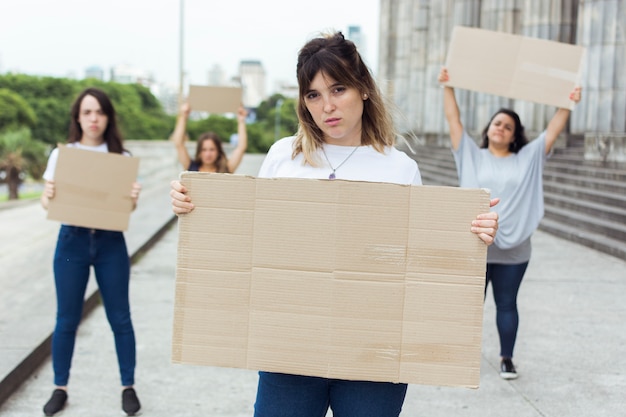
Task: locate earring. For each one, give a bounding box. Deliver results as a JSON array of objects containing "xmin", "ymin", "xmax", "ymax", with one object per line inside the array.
[{"xmin": 362, "ymin": 93, "xmax": 368, "ymax": 100}]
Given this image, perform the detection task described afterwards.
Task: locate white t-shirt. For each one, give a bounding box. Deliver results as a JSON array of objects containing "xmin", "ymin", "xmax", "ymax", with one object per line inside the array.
[
  {"xmin": 43, "ymin": 142, "xmax": 128, "ymax": 181},
  {"xmin": 259, "ymin": 136, "xmax": 422, "ymax": 186}
]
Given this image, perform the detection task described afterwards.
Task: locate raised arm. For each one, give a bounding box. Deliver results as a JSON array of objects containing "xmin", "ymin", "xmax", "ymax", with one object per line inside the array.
[
  {"xmin": 170, "ymin": 103, "xmax": 192, "ymax": 170},
  {"xmin": 438, "ymin": 67, "xmax": 464, "ymax": 150},
  {"xmin": 544, "ymin": 86, "xmax": 582, "ymax": 155},
  {"xmin": 226, "ymin": 105, "xmax": 248, "ymax": 173}
]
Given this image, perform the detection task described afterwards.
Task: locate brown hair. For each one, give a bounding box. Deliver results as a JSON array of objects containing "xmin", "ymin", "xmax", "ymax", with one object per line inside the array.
[
  {"xmin": 194, "ymin": 132, "xmax": 230, "ymax": 173},
  {"xmin": 68, "ymin": 87, "xmax": 125, "ymax": 154},
  {"xmin": 294, "ymin": 32, "xmax": 395, "ymax": 165}
]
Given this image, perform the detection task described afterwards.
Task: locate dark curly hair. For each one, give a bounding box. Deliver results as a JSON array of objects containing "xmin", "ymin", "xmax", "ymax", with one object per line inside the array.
[{"xmin": 480, "ymin": 108, "xmax": 528, "ymax": 153}]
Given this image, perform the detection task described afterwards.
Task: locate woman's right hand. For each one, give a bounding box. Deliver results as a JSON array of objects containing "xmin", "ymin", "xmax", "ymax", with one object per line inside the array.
[
  {"xmin": 170, "ymin": 180, "xmax": 195, "ymax": 215},
  {"xmin": 438, "ymin": 67, "xmax": 450, "ymax": 84}
]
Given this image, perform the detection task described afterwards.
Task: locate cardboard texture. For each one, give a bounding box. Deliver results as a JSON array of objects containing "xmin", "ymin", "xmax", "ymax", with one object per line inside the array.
[
  {"xmin": 172, "ymin": 173, "xmax": 490, "ymax": 388},
  {"xmin": 47, "ymin": 146, "xmax": 139, "ymax": 231},
  {"xmin": 443, "ymin": 26, "xmax": 585, "ymax": 109},
  {"xmin": 188, "ymin": 85, "xmax": 242, "ymax": 114}
]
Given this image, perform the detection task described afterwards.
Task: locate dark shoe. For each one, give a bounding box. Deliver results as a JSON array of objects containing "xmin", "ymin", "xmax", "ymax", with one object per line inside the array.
[
  {"xmin": 500, "ymin": 358, "xmax": 518, "ymax": 380},
  {"xmin": 43, "ymin": 389, "xmax": 68, "ymax": 416},
  {"xmin": 122, "ymin": 387, "xmax": 141, "ymax": 416}
]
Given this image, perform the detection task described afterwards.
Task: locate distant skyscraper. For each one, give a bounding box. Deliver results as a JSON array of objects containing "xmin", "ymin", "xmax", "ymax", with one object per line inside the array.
[
  {"xmin": 110, "ymin": 64, "xmax": 154, "ymax": 87},
  {"xmin": 152, "ymin": 82, "xmax": 179, "ymax": 116},
  {"xmin": 239, "ymin": 60, "xmax": 266, "ymax": 108},
  {"xmin": 207, "ymin": 63, "xmax": 225, "ymax": 86},
  {"xmin": 347, "ymin": 25, "xmax": 367, "ymax": 63},
  {"xmin": 85, "ymin": 66, "xmax": 104, "ymax": 81}
]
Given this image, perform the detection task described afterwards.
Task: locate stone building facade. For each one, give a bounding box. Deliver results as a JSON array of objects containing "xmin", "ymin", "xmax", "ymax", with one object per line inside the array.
[{"xmin": 378, "ymin": 0, "xmax": 626, "ymax": 161}]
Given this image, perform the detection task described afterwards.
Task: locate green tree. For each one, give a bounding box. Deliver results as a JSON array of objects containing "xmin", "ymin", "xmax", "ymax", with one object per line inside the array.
[
  {"xmin": 0, "ymin": 74, "xmax": 174, "ymax": 143},
  {"xmin": 0, "ymin": 88, "xmax": 48, "ymax": 200},
  {"xmin": 255, "ymin": 94, "xmax": 298, "ymax": 134},
  {"xmin": 0, "ymin": 88, "xmax": 37, "ymax": 131},
  {"xmin": 187, "ymin": 114, "xmax": 238, "ymax": 142},
  {"xmin": 0, "ymin": 128, "xmax": 48, "ymax": 200},
  {"xmin": 249, "ymin": 95, "xmax": 299, "ymax": 152}
]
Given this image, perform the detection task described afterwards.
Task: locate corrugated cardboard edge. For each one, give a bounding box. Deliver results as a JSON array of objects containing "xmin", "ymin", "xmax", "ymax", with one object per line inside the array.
[
  {"xmin": 172, "ymin": 173, "xmax": 489, "ymax": 388},
  {"xmin": 47, "ymin": 146, "xmax": 139, "ymax": 231},
  {"xmin": 188, "ymin": 85, "xmax": 242, "ymax": 114},
  {"xmin": 444, "ymin": 26, "xmax": 585, "ymax": 110}
]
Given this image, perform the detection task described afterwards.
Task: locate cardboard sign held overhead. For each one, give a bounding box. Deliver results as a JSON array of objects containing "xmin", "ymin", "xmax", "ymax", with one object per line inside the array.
[
  {"xmin": 47, "ymin": 146, "xmax": 139, "ymax": 231},
  {"xmin": 443, "ymin": 26, "xmax": 585, "ymax": 109},
  {"xmin": 188, "ymin": 85, "xmax": 242, "ymax": 114},
  {"xmin": 172, "ymin": 173, "xmax": 490, "ymax": 388}
]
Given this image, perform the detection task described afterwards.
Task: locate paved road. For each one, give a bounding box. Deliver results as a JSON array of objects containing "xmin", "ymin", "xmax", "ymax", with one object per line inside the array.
[{"xmin": 1, "ymin": 147, "xmax": 625, "ymax": 416}]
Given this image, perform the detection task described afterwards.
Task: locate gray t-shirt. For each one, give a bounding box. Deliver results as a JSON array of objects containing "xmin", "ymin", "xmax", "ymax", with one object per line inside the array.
[{"xmin": 452, "ymin": 131, "xmax": 548, "ymax": 264}]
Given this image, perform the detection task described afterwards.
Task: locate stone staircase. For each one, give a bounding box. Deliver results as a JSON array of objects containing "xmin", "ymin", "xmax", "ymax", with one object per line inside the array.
[{"xmin": 397, "ymin": 139, "xmax": 626, "ymax": 261}]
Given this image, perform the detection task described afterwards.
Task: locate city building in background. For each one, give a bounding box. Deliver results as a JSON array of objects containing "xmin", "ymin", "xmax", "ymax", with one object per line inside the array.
[
  {"xmin": 378, "ymin": 0, "xmax": 626, "ymax": 161},
  {"xmin": 239, "ymin": 60, "xmax": 267, "ymax": 108},
  {"xmin": 347, "ymin": 25, "xmax": 369, "ymax": 66},
  {"xmin": 152, "ymin": 82, "xmax": 179, "ymax": 115},
  {"xmin": 207, "ymin": 63, "xmax": 226, "ymax": 86},
  {"xmin": 110, "ymin": 64, "xmax": 154, "ymax": 88},
  {"xmin": 273, "ymin": 80, "xmax": 299, "ymax": 99},
  {"xmin": 84, "ymin": 66, "xmax": 104, "ymax": 81}
]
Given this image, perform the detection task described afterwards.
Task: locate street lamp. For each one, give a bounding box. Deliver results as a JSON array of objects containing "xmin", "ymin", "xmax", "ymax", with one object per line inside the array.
[
  {"xmin": 178, "ymin": 0, "xmax": 185, "ymax": 107},
  {"xmin": 274, "ymin": 99, "xmax": 284, "ymax": 142}
]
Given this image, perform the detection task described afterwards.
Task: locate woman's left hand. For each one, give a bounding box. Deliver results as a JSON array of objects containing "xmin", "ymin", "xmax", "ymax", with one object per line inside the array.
[{"xmin": 471, "ymin": 198, "xmax": 499, "ymax": 245}]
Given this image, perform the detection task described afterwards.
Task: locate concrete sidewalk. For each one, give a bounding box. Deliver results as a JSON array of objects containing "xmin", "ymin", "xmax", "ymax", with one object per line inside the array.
[
  {"xmin": 2, "ymin": 222, "xmax": 624, "ymax": 417},
  {"xmin": 1, "ymin": 150, "xmax": 625, "ymax": 416},
  {"xmin": 0, "ymin": 141, "xmax": 185, "ymax": 406},
  {"xmin": 0, "ymin": 142, "xmax": 265, "ymax": 410}
]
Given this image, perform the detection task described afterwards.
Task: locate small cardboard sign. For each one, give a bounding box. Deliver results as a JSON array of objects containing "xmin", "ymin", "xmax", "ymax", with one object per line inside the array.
[
  {"xmin": 188, "ymin": 85, "xmax": 242, "ymax": 114},
  {"xmin": 443, "ymin": 26, "xmax": 585, "ymax": 109},
  {"xmin": 172, "ymin": 173, "xmax": 490, "ymax": 388},
  {"xmin": 47, "ymin": 146, "xmax": 139, "ymax": 231}
]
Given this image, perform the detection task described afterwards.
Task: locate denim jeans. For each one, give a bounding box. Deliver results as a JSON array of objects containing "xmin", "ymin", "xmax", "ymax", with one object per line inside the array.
[
  {"xmin": 52, "ymin": 225, "xmax": 136, "ymax": 386},
  {"xmin": 254, "ymin": 372, "xmax": 407, "ymax": 417},
  {"xmin": 485, "ymin": 262, "xmax": 529, "ymax": 358}
]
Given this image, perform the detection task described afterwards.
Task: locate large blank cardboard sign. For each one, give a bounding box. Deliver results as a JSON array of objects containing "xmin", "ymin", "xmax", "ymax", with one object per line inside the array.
[
  {"xmin": 47, "ymin": 146, "xmax": 139, "ymax": 231},
  {"xmin": 188, "ymin": 85, "xmax": 242, "ymax": 113},
  {"xmin": 172, "ymin": 173, "xmax": 490, "ymax": 388},
  {"xmin": 443, "ymin": 26, "xmax": 585, "ymax": 109}
]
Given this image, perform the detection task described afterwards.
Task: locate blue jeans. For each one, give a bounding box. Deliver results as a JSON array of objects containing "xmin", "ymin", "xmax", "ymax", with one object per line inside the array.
[
  {"xmin": 254, "ymin": 372, "xmax": 407, "ymax": 417},
  {"xmin": 485, "ymin": 262, "xmax": 529, "ymax": 358},
  {"xmin": 51, "ymin": 225, "xmax": 136, "ymax": 386}
]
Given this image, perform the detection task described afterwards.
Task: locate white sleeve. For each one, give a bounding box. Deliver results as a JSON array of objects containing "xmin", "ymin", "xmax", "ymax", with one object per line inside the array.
[
  {"xmin": 42, "ymin": 148, "xmax": 60, "ymax": 181},
  {"xmin": 411, "ymin": 166, "xmax": 423, "ymax": 185}
]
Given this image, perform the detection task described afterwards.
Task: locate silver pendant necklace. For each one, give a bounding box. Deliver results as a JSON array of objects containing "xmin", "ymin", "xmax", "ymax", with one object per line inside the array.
[{"xmin": 321, "ymin": 145, "xmax": 359, "ymax": 180}]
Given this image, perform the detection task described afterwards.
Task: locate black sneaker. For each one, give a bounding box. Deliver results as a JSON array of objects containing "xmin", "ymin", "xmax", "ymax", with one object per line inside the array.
[
  {"xmin": 122, "ymin": 387, "xmax": 141, "ymax": 416},
  {"xmin": 43, "ymin": 389, "xmax": 68, "ymax": 416},
  {"xmin": 500, "ymin": 358, "xmax": 518, "ymax": 380}
]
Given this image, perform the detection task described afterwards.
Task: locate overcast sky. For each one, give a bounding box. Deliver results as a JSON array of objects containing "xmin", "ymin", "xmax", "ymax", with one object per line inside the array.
[{"xmin": 0, "ymin": 0, "xmax": 380, "ymax": 93}]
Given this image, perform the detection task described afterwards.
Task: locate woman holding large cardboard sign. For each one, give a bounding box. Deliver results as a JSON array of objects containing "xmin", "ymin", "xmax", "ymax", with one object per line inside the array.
[
  {"xmin": 40, "ymin": 88, "xmax": 142, "ymax": 416},
  {"xmin": 438, "ymin": 67, "xmax": 581, "ymax": 380},
  {"xmin": 171, "ymin": 32, "xmax": 499, "ymax": 417},
  {"xmin": 171, "ymin": 101, "xmax": 248, "ymax": 173}
]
